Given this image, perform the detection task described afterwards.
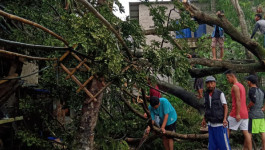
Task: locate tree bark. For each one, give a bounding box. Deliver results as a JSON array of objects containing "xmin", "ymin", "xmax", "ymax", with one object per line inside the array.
[
  {"xmin": 189, "ymin": 58, "xmax": 264, "ymax": 74},
  {"xmin": 77, "ymin": 78, "xmax": 104, "ymax": 150},
  {"xmin": 157, "ymin": 81, "xmax": 204, "ymax": 114},
  {"xmin": 230, "ymin": 0, "xmax": 253, "ymax": 59},
  {"xmin": 182, "ymin": 2, "xmax": 265, "ymax": 64}
]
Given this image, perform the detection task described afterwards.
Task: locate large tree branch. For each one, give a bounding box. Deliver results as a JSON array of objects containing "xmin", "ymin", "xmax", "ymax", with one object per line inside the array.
[
  {"xmin": 152, "ymin": 126, "xmax": 208, "ymax": 139},
  {"xmin": 182, "ymin": 2, "xmax": 265, "ymax": 64},
  {"xmin": 157, "ymin": 81, "xmax": 204, "ymax": 114},
  {"xmin": 189, "ymin": 58, "xmax": 264, "ymax": 75}
]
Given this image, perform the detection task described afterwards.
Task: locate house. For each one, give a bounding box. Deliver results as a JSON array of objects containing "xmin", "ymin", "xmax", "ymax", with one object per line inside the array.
[{"xmin": 129, "ymin": 0, "xmax": 215, "ymax": 48}]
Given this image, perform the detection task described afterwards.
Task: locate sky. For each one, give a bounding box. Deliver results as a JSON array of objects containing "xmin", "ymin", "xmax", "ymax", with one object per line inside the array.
[{"xmin": 113, "ymin": 0, "xmax": 171, "ymax": 20}]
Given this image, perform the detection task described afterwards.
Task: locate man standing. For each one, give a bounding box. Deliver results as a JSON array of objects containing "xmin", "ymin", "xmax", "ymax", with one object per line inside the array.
[
  {"xmin": 201, "ymin": 76, "xmax": 230, "ymax": 150},
  {"xmin": 251, "ymin": 14, "xmax": 265, "ymax": 48},
  {"xmin": 246, "ymin": 75, "xmax": 265, "ymax": 150},
  {"xmin": 211, "ymin": 11, "xmax": 225, "ymax": 60},
  {"xmin": 149, "ymin": 96, "xmax": 177, "ymax": 150},
  {"xmin": 225, "ymin": 70, "xmax": 252, "ymax": 150}
]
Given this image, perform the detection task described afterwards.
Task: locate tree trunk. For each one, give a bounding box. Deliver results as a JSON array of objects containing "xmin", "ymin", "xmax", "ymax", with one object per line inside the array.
[
  {"xmin": 230, "ymin": 0, "xmax": 253, "ymax": 59},
  {"xmin": 76, "ymin": 78, "xmax": 104, "ymax": 150}
]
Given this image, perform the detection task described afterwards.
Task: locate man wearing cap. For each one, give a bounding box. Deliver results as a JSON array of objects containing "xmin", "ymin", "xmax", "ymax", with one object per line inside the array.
[
  {"xmin": 246, "ymin": 75, "xmax": 265, "ymax": 150},
  {"xmin": 225, "ymin": 70, "xmax": 252, "ymax": 150},
  {"xmin": 201, "ymin": 76, "xmax": 231, "ymax": 150},
  {"xmin": 148, "ymin": 96, "xmax": 177, "ymax": 150}
]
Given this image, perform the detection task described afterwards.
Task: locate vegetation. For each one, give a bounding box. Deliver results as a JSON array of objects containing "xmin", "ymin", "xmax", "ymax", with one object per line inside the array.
[{"xmin": 0, "ymin": 0, "xmax": 265, "ymax": 149}]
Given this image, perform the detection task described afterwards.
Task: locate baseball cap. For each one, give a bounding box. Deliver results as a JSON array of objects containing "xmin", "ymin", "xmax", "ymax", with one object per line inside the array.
[
  {"xmin": 245, "ymin": 75, "xmax": 258, "ymax": 84},
  {"xmin": 205, "ymin": 76, "xmax": 216, "ymax": 82}
]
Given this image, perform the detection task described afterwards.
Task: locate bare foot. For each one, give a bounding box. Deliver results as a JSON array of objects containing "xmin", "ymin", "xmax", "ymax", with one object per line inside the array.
[
  {"xmin": 217, "ymin": 58, "xmax": 222, "ymax": 61},
  {"xmin": 212, "ymin": 58, "xmax": 216, "ymax": 60}
]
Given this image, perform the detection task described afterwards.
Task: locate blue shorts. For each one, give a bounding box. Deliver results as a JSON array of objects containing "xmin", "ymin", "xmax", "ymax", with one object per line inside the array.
[{"xmin": 208, "ymin": 126, "xmax": 231, "ymax": 150}]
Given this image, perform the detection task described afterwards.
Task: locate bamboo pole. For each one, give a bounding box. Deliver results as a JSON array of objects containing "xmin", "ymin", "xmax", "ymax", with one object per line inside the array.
[
  {"xmin": 0, "ymin": 38, "xmax": 69, "ymax": 51},
  {"xmin": 65, "ymin": 58, "xmax": 87, "ymax": 79},
  {"xmin": 76, "ymin": 0, "xmax": 133, "ymax": 59},
  {"xmin": 86, "ymin": 82, "xmax": 111, "ymax": 103},
  {"xmin": 0, "ymin": 116, "xmax": 23, "ymax": 125},
  {"xmin": 0, "ymin": 49, "xmax": 57, "ymax": 60},
  {"xmin": 0, "ymin": 10, "xmax": 69, "ymax": 46},
  {"xmin": 76, "ymin": 75, "xmax": 94, "ymax": 93},
  {"xmin": 71, "ymin": 52, "xmax": 91, "ymax": 71},
  {"xmin": 60, "ymin": 63, "xmax": 96, "ymax": 101}
]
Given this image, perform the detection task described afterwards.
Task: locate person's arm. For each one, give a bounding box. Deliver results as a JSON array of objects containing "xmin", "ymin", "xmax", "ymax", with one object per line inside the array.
[
  {"xmin": 201, "ymin": 117, "xmax": 206, "ymax": 128},
  {"xmin": 161, "ymin": 114, "xmax": 168, "ymax": 133},
  {"xmin": 148, "ymin": 105, "xmax": 155, "ymax": 121},
  {"xmin": 220, "ymin": 93, "xmax": 228, "ymax": 126},
  {"xmin": 247, "ymin": 88, "xmax": 256, "ymax": 111},
  {"xmin": 251, "ymin": 23, "xmax": 260, "ymax": 39},
  {"xmin": 247, "ymin": 101, "xmax": 255, "ymax": 110},
  {"xmin": 223, "ymin": 104, "xmax": 228, "ymax": 126},
  {"xmin": 233, "ymin": 85, "xmax": 241, "ymax": 122}
]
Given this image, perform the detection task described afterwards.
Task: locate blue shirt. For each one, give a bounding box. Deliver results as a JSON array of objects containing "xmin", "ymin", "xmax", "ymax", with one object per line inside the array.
[{"xmin": 148, "ymin": 98, "xmax": 177, "ymax": 126}]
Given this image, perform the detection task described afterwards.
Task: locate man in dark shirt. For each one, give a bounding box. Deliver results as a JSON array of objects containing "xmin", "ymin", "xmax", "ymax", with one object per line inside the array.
[
  {"xmin": 246, "ymin": 75, "xmax": 265, "ymax": 150},
  {"xmin": 251, "ymin": 14, "xmax": 265, "ymax": 48}
]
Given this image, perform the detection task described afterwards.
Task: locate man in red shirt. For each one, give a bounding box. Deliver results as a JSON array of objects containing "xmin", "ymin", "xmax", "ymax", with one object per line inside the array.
[
  {"xmin": 225, "ymin": 70, "xmax": 252, "ymax": 150},
  {"xmin": 146, "ymin": 78, "xmax": 161, "ymax": 99}
]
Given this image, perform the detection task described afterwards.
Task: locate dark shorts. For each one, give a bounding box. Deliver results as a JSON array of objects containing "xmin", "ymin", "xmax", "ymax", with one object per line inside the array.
[
  {"xmin": 165, "ymin": 121, "xmax": 176, "ymax": 132},
  {"xmin": 194, "ymin": 78, "xmax": 203, "ymax": 90}
]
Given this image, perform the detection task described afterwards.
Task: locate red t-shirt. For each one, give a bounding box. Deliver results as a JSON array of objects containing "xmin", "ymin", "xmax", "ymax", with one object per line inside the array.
[
  {"xmin": 150, "ymin": 85, "xmax": 161, "ymax": 98},
  {"xmin": 230, "ymin": 82, "xmax": 248, "ymax": 119}
]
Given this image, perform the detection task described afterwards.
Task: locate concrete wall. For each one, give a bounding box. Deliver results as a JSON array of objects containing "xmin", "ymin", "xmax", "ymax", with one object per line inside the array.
[{"xmin": 20, "ymin": 61, "xmax": 38, "ymax": 86}]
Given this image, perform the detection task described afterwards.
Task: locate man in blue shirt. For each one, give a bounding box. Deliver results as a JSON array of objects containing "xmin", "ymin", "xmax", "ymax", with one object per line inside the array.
[{"xmin": 148, "ymin": 96, "xmax": 177, "ymax": 150}]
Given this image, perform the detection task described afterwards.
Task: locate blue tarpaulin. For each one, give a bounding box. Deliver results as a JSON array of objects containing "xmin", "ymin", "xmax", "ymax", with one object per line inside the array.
[
  {"xmin": 194, "ymin": 24, "xmax": 206, "ymax": 38},
  {"xmin": 176, "ymin": 28, "xmax": 192, "ymax": 38}
]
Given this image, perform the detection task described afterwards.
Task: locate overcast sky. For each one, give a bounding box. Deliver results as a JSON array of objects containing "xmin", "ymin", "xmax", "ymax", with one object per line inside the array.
[{"xmin": 113, "ymin": 0, "xmax": 171, "ymax": 20}]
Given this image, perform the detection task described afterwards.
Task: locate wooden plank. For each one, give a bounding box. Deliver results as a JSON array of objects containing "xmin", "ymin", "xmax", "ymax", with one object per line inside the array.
[
  {"xmin": 65, "ymin": 58, "xmax": 87, "ymax": 80},
  {"xmin": 60, "ymin": 63, "xmax": 96, "ymax": 101},
  {"xmin": 0, "ymin": 116, "xmax": 23, "ymax": 125}
]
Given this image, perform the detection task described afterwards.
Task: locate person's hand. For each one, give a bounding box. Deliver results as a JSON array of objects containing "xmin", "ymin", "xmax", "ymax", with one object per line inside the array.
[
  {"xmin": 223, "ymin": 120, "xmax": 228, "ymax": 127},
  {"xmin": 236, "ymin": 114, "xmax": 241, "ymax": 122},
  {"xmin": 201, "ymin": 118, "xmax": 206, "ymax": 128},
  {"xmin": 262, "ymin": 107, "xmax": 265, "ymax": 112},
  {"xmin": 143, "ymin": 113, "xmax": 147, "ymax": 119},
  {"xmin": 161, "ymin": 128, "xmax": 166, "ymax": 134},
  {"xmin": 187, "ymin": 54, "xmax": 192, "ymax": 58},
  {"xmin": 145, "ymin": 126, "xmax": 151, "ymax": 134}
]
